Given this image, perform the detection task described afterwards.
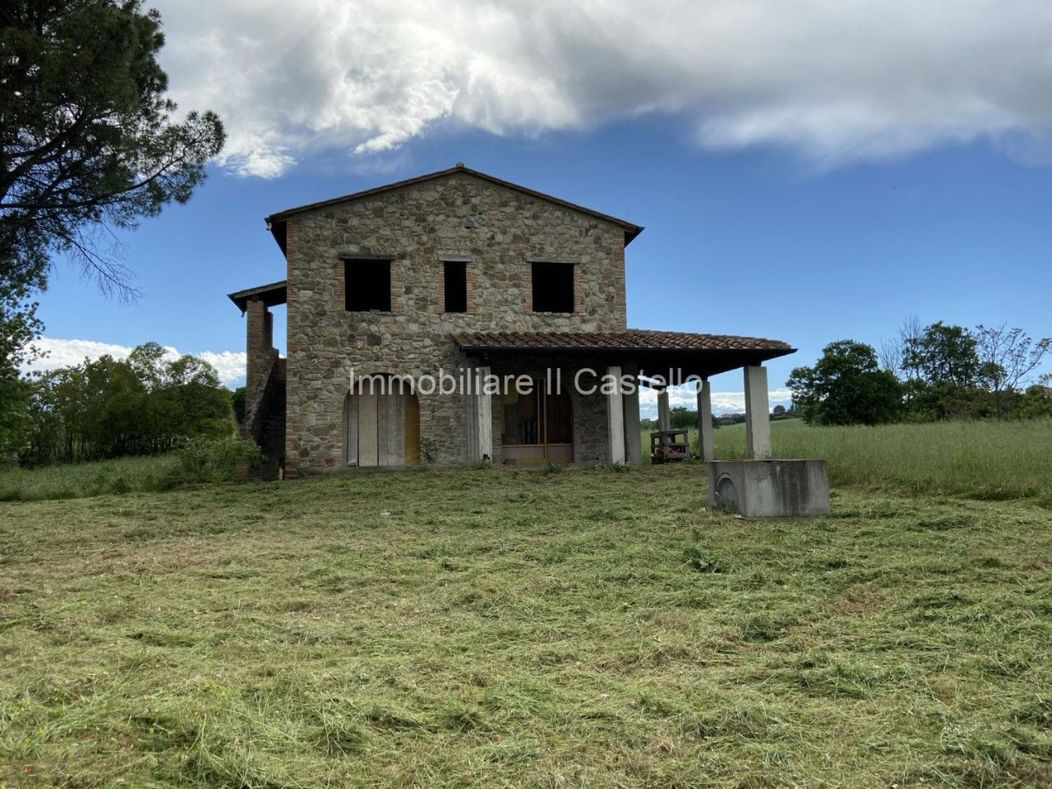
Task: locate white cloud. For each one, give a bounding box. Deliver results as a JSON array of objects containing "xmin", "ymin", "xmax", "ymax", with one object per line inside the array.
[
  {"xmin": 195, "ymin": 351, "xmax": 249, "ymax": 386},
  {"xmin": 24, "ymin": 338, "xmax": 246, "ymax": 387},
  {"xmin": 152, "ymin": 0, "xmax": 1052, "ymax": 176},
  {"xmin": 640, "ymin": 384, "xmax": 792, "ymax": 418}
]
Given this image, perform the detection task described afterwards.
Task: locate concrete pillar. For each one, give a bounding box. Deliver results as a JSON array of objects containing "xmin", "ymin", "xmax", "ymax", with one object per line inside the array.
[
  {"xmin": 622, "ymin": 365, "xmax": 642, "ymax": 464},
  {"xmin": 744, "ymin": 365, "xmax": 772, "ymax": 459},
  {"xmin": 657, "ymin": 389, "xmax": 670, "ymax": 431},
  {"xmin": 697, "ymin": 378, "xmax": 714, "ymax": 461},
  {"xmin": 606, "ymin": 365, "xmax": 626, "ymax": 464},
  {"xmin": 476, "ymin": 366, "xmax": 493, "ymax": 462}
]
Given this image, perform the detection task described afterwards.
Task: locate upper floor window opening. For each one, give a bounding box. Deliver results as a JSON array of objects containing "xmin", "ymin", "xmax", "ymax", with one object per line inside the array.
[
  {"xmin": 443, "ymin": 260, "xmax": 468, "ymax": 313},
  {"xmin": 531, "ymin": 261, "xmax": 574, "ymax": 313},
  {"xmin": 344, "ymin": 258, "xmax": 391, "ymax": 312}
]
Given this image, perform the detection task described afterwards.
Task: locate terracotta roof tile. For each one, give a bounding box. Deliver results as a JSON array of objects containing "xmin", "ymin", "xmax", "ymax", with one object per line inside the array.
[{"xmin": 453, "ymin": 329, "xmax": 793, "ymax": 353}]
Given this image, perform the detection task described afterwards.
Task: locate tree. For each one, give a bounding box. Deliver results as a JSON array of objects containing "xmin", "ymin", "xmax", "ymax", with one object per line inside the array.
[
  {"xmin": 1020, "ymin": 379, "xmax": 1052, "ymax": 419},
  {"xmin": 974, "ymin": 324, "xmax": 1052, "ymax": 417},
  {"xmin": 0, "ymin": 281, "xmax": 41, "ymax": 460},
  {"xmin": 787, "ymin": 340, "xmax": 903, "ymax": 425},
  {"xmin": 884, "ymin": 319, "xmax": 1049, "ymax": 420},
  {"xmin": 1, "ymin": 0, "xmax": 224, "ymax": 294},
  {"xmin": 669, "ymin": 406, "xmax": 696, "ymax": 429},
  {"xmin": 895, "ymin": 322, "xmax": 982, "ymax": 419},
  {"xmin": 903, "ymin": 322, "xmax": 979, "ymax": 388},
  {"xmin": 0, "ymin": 0, "xmax": 223, "ymax": 455}
]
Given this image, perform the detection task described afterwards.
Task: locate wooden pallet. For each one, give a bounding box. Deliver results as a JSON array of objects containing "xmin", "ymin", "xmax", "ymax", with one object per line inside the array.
[{"xmin": 650, "ymin": 429, "xmax": 690, "ymax": 463}]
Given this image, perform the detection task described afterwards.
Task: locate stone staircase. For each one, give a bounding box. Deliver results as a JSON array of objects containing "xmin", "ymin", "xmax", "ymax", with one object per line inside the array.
[
  {"xmin": 258, "ymin": 359, "xmax": 286, "ymax": 480},
  {"xmin": 241, "ymin": 351, "xmax": 286, "ymax": 480}
]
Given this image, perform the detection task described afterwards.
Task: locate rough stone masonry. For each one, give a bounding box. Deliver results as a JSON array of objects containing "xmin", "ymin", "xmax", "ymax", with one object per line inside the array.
[{"xmin": 282, "ymin": 169, "xmax": 628, "ymax": 473}]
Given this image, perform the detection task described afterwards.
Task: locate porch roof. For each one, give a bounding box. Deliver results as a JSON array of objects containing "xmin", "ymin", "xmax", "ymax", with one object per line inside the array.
[
  {"xmin": 453, "ymin": 329, "xmax": 795, "ymax": 379},
  {"xmin": 228, "ymin": 280, "xmax": 287, "ymax": 311}
]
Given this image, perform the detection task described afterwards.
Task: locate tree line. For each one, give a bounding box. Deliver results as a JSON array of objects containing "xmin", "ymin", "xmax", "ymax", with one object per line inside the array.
[
  {"xmin": 11, "ymin": 343, "xmax": 232, "ymax": 466},
  {"xmin": 788, "ymin": 320, "xmax": 1052, "ymax": 426}
]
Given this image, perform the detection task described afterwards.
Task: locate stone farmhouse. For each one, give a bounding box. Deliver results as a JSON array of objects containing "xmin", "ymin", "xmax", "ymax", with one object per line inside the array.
[{"xmin": 228, "ymin": 165, "xmax": 794, "ymax": 477}]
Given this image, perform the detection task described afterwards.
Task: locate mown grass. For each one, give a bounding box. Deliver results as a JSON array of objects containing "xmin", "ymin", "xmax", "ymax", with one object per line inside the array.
[
  {"xmin": 1, "ymin": 464, "xmax": 1050, "ymax": 786},
  {"xmin": 0, "ymin": 454, "xmax": 181, "ymax": 502},
  {"xmin": 646, "ymin": 418, "xmax": 1052, "ymax": 503},
  {"xmin": 8, "ymin": 417, "xmax": 1050, "ymax": 506}
]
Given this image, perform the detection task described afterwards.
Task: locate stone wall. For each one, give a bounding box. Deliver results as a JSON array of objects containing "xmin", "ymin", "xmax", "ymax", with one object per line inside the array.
[{"xmin": 284, "ymin": 170, "xmax": 630, "ymax": 473}]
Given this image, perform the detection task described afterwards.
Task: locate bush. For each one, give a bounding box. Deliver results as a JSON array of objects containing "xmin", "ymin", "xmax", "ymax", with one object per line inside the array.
[
  {"xmin": 176, "ymin": 437, "xmax": 261, "ymax": 483},
  {"xmin": 231, "ymin": 386, "xmax": 247, "ymax": 425}
]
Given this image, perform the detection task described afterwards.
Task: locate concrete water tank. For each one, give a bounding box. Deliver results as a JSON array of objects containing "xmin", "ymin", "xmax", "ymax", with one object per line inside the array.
[{"xmin": 708, "ymin": 459, "xmax": 830, "ymax": 517}]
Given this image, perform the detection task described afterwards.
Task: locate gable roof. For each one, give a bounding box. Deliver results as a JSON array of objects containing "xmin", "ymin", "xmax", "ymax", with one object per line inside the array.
[{"xmin": 264, "ymin": 164, "xmax": 644, "ymax": 254}]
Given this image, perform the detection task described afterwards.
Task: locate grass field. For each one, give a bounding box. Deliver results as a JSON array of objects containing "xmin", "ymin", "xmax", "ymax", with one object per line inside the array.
[
  {"xmin": 5, "ymin": 418, "xmax": 1051, "ymax": 506},
  {"xmin": 2, "ymin": 463, "xmax": 1051, "ymax": 786},
  {"xmin": 0, "ymin": 454, "xmax": 180, "ymax": 502},
  {"xmin": 647, "ymin": 418, "xmax": 1052, "ymax": 504}
]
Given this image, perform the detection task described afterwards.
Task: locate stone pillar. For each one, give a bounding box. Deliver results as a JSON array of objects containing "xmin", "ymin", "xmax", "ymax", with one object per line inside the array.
[
  {"xmin": 622, "ymin": 364, "xmax": 642, "ymax": 464},
  {"xmin": 657, "ymin": 389, "xmax": 670, "ymax": 431},
  {"xmin": 476, "ymin": 366, "xmax": 493, "ymax": 462},
  {"xmin": 744, "ymin": 365, "xmax": 772, "ymax": 459},
  {"xmin": 606, "ymin": 365, "xmax": 626, "ymax": 464},
  {"xmin": 697, "ymin": 378, "xmax": 714, "ymax": 462}
]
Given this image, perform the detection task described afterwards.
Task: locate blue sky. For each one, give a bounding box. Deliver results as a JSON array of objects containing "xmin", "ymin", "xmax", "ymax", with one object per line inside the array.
[
  {"xmin": 34, "ymin": 121, "xmax": 1052, "ymax": 411},
  {"xmin": 26, "ymin": 1, "xmax": 1052, "ymax": 415}
]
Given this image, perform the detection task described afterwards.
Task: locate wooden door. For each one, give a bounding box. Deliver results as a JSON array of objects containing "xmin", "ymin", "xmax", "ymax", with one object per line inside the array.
[
  {"xmin": 500, "ymin": 381, "xmax": 573, "ymax": 464},
  {"xmin": 344, "ymin": 383, "xmax": 420, "ymax": 466}
]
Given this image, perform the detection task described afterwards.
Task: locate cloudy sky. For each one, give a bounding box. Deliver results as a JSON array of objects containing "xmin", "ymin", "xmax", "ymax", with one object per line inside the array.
[
  {"xmin": 155, "ymin": 0, "xmax": 1052, "ymax": 177},
  {"xmin": 28, "ymin": 338, "xmax": 246, "ymax": 388},
  {"xmin": 28, "ymin": 0, "xmax": 1052, "ymax": 412}
]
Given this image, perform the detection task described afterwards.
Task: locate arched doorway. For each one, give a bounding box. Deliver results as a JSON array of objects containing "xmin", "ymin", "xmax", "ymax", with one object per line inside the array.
[{"xmin": 344, "ymin": 377, "xmax": 420, "ymax": 466}]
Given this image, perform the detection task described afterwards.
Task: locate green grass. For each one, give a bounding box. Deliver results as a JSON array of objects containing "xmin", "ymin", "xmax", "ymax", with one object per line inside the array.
[
  {"xmin": 0, "ymin": 454, "xmax": 181, "ymax": 502},
  {"xmin": 6, "ymin": 418, "xmax": 1049, "ymax": 505},
  {"xmin": 2, "ymin": 465, "xmax": 1051, "ymax": 786},
  {"xmin": 645, "ymin": 418, "xmax": 1052, "ymax": 503}
]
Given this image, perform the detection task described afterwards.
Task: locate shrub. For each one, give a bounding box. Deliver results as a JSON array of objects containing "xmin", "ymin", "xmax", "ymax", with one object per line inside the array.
[
  {"xmin": 420, "ymin": 438, "xmax": 438, "ymax": 465},
  {"xmin": 176, "ymin": 437, "xmax": 261, "ymax": 483}
]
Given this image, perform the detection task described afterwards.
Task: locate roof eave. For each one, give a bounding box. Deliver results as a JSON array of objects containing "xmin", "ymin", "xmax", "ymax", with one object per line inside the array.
[
  {"xmin": 455, "ymin": 345, "xmax": 796, "ymax": 380},
  {"xmin": 227, "ymin": 279, "xmax": 288, "ymax": 311},
  {"xmin": 266, "ymin": 217, "xmax": 288, "ymax": 256},
  {"xmin": 456, "ymin": 344, "xmax": 794, "ymax": 356}
]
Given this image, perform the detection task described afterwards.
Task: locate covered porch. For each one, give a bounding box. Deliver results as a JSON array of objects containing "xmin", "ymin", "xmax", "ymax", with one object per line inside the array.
[{"xmin": 454, "ymin": 330, "xmax": 795, "ymax": 465}]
